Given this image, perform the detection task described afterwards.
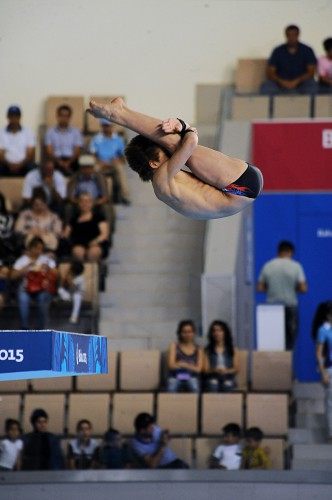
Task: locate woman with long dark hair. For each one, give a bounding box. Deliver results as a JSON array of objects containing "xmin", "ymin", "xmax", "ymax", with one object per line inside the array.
[{"xmin": 204, "ymin": 320, "xmax": 239, "ymax": 392}]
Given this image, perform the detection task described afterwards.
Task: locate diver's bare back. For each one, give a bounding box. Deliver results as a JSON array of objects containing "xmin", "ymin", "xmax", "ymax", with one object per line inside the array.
[{"xmin": 153, "ymin": 166, "xmax": 254, "ymax": 220}]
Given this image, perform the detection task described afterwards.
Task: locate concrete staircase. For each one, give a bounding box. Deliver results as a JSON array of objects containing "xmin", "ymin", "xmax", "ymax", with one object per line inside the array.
[
  {"xmin": 289, "ymin": 382, "xmax": 332, "ymax": 470},
  {"xmin": 98, "ymin": 164, "xmax": 206, "ymax": 351}
]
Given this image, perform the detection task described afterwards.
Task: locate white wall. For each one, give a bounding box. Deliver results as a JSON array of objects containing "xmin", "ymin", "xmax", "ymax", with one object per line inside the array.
[{"xmin": 1, "ymin": 0, "xmax": 331, "ymax": 134}]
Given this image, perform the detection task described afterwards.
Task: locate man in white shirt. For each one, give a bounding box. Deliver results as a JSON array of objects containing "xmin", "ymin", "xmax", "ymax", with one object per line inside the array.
[
  {"xmin": 0, "ymin": 106, "xmax": 36, "ymax": 176},
  {"xmin": 22, "ymin": 159, "xmax": 67, "ymax": 213}
]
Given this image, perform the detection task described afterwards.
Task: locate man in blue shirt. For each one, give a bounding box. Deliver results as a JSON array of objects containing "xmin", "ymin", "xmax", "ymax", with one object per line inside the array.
[
  {"xmin": 89, "ymin": 120, "xmax": 130, "ymax": 205},
  {"xmin": 131, "ymin": 413, "xmax": 189, "ymax": 469},
  {"xmin": 260, "ymin": 25, "xmax": 318, "ymax": 95},
  {"xmin": 45, "ymin": 105, "xmax": 83, "ymax": 176}
]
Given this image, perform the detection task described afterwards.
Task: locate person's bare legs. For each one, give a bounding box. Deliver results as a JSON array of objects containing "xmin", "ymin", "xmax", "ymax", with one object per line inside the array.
[{"xmin": 87, "ymin": 98, "xmax": 247, "ymax": 187}]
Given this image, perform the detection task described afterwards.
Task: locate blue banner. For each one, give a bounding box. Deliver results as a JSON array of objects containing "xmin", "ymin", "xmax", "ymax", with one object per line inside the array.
[{"xmin": 0, "ymin": 330, "xmax": 108, "ymax": 380}]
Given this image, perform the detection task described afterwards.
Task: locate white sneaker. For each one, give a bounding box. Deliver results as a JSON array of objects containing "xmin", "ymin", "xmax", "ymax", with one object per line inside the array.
[{"xmin": 58, "ymin": 287, "xmax": 71, "ymax": 301}]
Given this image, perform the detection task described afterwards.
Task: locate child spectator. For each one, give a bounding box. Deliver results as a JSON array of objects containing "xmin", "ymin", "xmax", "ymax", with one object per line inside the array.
[
  {"xmin": 0, "ymin": 419, "xmax": 23, "ymax": 471},
  {"xmin": 241, "ymin": 427, "xmax": 271, "ymax": 470},
  {"xmin": 210, "ymin": 423, "xmax": 243, "ymax": 470},
  {"xmin": 99, "ymin": 428, "xmax": 132, "ymax": 469},
  {"xmin": 67, "ymin": 419, "xmax": 99, "ymax": 470},
  {"xmin": 58, "ymin": 261, "xmax": 85, "ymax": 323}
]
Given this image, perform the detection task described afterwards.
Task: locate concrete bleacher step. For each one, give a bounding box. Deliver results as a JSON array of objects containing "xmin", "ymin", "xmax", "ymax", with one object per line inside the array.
[
  {"xmin": 100, "ymin": 304, "xmax": 193, "ymax": 324},
  {"xmin": 295, "ymin": 413, "xmax": 326, "ymax": 429},
  {"xmin": 100, "ymin": 273, "xmax": 194, "ymax": 295},
  {"xmin": 100, "ymin": 288, "xmax": 194, "ymax": 308},
  {"xmin": 296, "ymin": 399, "xmax": 324, "ymax": 414},
  {"xmin": 99, "ymin": 319, "xmax": 179, "ymax": 338},
  {"xmin": 291, "ymin": 459, "xmax": 332, "ymax": 471},
  {"xmin": 288, "ymin": 428, "xmax": 326, "ymax": 445},
  {"xmin": 292, "ymin": 382, "xmax": 324, "ymax": 400},
  {"xmin": 293, "ymin": 444, "xmax": 332, "ymax": 460}
]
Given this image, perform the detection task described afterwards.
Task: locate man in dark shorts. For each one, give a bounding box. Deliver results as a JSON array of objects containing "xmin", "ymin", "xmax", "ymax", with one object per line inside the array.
[{"xmin": 87, "ymin": 98, "xmax": 263, "ymax": 220}]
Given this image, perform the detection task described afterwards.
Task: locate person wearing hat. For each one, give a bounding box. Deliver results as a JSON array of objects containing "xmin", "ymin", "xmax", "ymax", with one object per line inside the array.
[
  {"xmin": 0, "ymin": 105, "xmax": 36, "ymax": 176},
  {"xmin": 130, "ymin": 412, "xmax": 189, "ymax": 469},
  {"xmin": 45, "ymin": 104, "xmax": 83, "ymax": 176},
  {"xmin": 20, "ymin": 408, "xmax": 64, "ymax": 470},
  {"xmin": 89, "ymin": 119, "xmax": 131, "ymax": 205},
  {"xmin": 66, "ymin": 153, "xmax": 114, "ymax": 236}
]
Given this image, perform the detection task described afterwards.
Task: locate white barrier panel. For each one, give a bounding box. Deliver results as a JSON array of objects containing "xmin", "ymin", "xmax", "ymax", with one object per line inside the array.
[{"xmin": 256, "ymin": 304, "xmax": 285, "ymax": 351}]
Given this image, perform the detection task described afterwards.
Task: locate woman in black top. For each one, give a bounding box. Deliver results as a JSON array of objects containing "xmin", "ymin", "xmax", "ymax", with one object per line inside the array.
[{"xmin": 63, "ymin": 192, "xmax": 109, "ymax": 262}]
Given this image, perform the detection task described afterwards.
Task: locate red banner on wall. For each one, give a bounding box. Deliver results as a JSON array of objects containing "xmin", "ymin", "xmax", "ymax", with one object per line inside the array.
[{"xmin": 252, "ymin": 121, "xmax": 332, "ymax": 191}]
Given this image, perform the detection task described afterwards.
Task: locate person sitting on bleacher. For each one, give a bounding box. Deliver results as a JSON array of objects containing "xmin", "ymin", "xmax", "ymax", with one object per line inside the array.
[
  {"xmin": 260, "ymin": 25, "xmax": 318, "ymax": 96},
  {"xmin": 11, "ymin": 236, "xmax": 58, "ymax": 330},
  {"xmin": 0, "ymin": 105, "xmax": 36, "ymax": 176},
  {"xmin": 99, "ymin": 428, "xmax": 132, "ymax": 470},
  {"xmin": 67, "ymin": 419, "xmax": 100, "ymax": 470},
  {"xmin": 22, "ymin": 159, "xmax": 67, "ymax": 215},
  {"xmin": 58, "ymin": 261, "xmax": 86, "ymax": 324},
  {"xmin": 318, "ymin": 37, "xmax": 332, "ymax": 93},
  {"xmin": 166, "ymin": 319, "xmax": 204, "ymax": 393},
  {"xmin": 210, "ymin": 423, "xmax": 243, "ymax": 470},
  {"xmin": 14, "ymin": 187, "xmax": 62, "ymax": 256},
  {"xmin": 21, "ymin": 408, "xmax": 64, "ymax": 470},
  {"xmin": 203, "ymin": 320, "xmax": 239, "ymax": 393},
  {"xmin": 131, "ymin": 413, "xmax": 189, "ymax": 469},
  {"xmin": 241, "ymin": 427, "xmax": 271, "ymax": 470},
  {"xmin": 89, "ymin": 119, "xmax": 131, "ymax": 205},
  {"xmin": 66, "ymin": 154, "xmax": 111, "ymax": 221},
  {"xmin": 0, "ymin": 192, "xmax": 18, "ymax": 264},
  {"xmin": 62, "ymin": 192, "xmax": 109, "ymax": 262},
  {"xmin": 0, "ymin": 418, "xmax": 23, "ymax": 471},
  {"xmin": 45, "ymin": 104, "xmax": 83, "ymax": 176}
]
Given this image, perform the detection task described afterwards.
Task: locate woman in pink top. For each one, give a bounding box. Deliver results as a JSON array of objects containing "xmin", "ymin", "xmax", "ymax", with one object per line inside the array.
[{"xmin": 318, "ymin": 38, "xmax": 332, "ymax": 93}]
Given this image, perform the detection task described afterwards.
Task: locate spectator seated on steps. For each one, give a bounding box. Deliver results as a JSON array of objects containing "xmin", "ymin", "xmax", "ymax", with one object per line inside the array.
[
  {"xmin": 22, "ymin": 159, "xmax": 67, "ymax": 216},
  {"xmin": 0, "ymin": 105, "xmax": 36, "ymax": 176},
  {"xmin": 166, "ymin": 319, "xmax": 204, "ymax": 393},
  {"xmin": 44, "ymin": 104, "xmax": 83, "ymax": 176},
  {"xmin": 62, "ymin": 192, "xmax": 109, "ymax": 263},
  {"xmin": 66, "ymin": 154, "xmax": 114, "ymax": 232},
  {"xmin": 203, "ymin": 320, "xmax": 240, "ymax": 393},
  {"xmin": 14, "ymin": 187, "xmax": 62, "ymax": 257},
  {"xmin": 89, "ymin": 119, "xmax": 131, "ymax": 205}
]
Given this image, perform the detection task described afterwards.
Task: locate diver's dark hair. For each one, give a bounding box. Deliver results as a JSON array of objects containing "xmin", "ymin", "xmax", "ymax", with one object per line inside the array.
[{"xmin": 125, "ymin": 134, "xmax": 166, "ymax": 182}]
